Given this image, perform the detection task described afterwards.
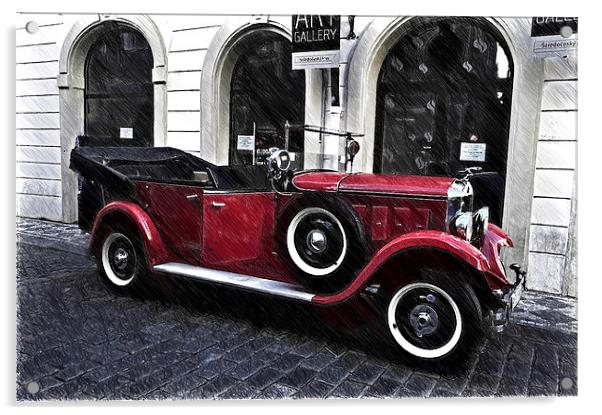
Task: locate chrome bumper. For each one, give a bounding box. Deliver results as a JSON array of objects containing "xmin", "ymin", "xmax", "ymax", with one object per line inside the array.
[{"xmin": 491, "ymin": 263, "xmax": 527, "ymax": 333}]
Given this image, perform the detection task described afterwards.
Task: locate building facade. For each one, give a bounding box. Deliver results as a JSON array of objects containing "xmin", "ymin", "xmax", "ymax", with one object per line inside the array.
[{"xmin": 15, "ymin": 13, "xmax": 577, "ymax": 296}]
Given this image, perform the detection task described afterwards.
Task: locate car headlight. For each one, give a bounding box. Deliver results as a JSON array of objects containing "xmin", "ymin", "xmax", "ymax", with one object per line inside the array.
[
  {"xmin": 447, "ymin": 179, "xmax": 473, "ymax": 241},
  {"xmin": 269, "ymin": 149, "xmax": 291, "ymax": 171},
  {"xmin": 449, "ymin": 211, "xmax": 473, "ymax": 241},
  {"xmin": 471, "ymin": 207, "xmax": 489, "ymax": 247},
  {"xmin": 446, "ymin": 179, "xmax": 473, "ymax": 223}
]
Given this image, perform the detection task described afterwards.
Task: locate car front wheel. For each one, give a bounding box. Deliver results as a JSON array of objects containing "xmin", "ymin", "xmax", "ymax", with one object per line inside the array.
[{"xmin": 386, "ymin": 278, "xmax": 482, "ymax": 363}]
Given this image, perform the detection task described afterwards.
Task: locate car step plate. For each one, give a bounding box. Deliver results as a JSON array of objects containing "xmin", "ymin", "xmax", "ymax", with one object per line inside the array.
[{"xmin": 153, "ymin": 262, "xmax": 316, "ymax": 302}]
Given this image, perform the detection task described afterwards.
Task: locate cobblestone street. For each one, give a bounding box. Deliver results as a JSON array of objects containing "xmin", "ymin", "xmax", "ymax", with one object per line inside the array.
[{"xmin": 16, "ymin": 219, "xmax": 578, "ymax": 400}]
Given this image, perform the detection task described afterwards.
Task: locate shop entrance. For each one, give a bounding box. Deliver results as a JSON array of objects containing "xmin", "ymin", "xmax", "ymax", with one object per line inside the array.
[
  {"xmin": 374, "ymin": 18, "xmax": 513, "ymax": 223},
  {"xmin": 229, "ymin": 31, "xmax": 305, "ymax": 167},
  {"xmin": 83, "ymin": 22, "xmax": 154, "ymax": 147}
]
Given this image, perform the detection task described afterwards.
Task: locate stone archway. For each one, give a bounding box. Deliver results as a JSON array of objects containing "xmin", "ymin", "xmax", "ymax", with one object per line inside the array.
[
  {"xmin": 343, "ymin": 16, "xmax": 543, "ymax": 270},
  {"xmin": 58, "ymin": 15, "xmax": 167, "ymax": 222},
  {"xmin": 201, "ymin": 17, "xmax": 322, "ymax": 166}
]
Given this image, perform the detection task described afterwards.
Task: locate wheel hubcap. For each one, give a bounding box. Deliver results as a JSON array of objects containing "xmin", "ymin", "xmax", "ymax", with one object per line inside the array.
[
  {"xmin": 387, "ymin": 282, "xmax": 462, "ymax": 359},
  {"xmin": 306, "ymin": 229, "xmax": 327, "ymax": 253},
  {"xmin": 101, "ymin": 232, "xmax": 138, "ymax": 286},
  {"xmin": 113, "ymin": 247, "xmax": 129, "ymax": 270},
  {"xmin": 409, "ymin": 305, "xmax": 439, "ymax": 337}
]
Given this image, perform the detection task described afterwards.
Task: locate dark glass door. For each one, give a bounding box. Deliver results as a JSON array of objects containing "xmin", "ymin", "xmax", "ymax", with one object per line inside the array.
[
  {"xmin": 374, "ymin": 17, "xmax": 513, "ymax": 224},
  {"xmin": 84, "ymin": 23, "xmax": 153, "ymax": 147},
  {"xmin": 229, "ymin": 31, "xmax": 305, "ymax": 167}
]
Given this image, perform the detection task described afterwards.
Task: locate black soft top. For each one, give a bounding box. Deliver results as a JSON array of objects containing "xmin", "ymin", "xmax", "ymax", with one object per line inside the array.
[
  {"xmin": 71, "ymin": 146, "xmax": 215, "ymax": 168},
  {"xmin": 70, "ymin": 146, "xmax": 271, "ymax": 192}
]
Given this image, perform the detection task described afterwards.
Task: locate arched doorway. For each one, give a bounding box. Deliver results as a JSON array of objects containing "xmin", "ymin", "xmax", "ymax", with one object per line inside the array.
[
  {"xmin": 83, "ymin": 22, "xmax": 154, "ymax": 147},
  {"xmin": 58, "ymin": 15, "xmax": 167, "ymax": 222},
  {"xmin": 228, "ymin": 31, "xmax": 305, "ymax": 166},
  {"xmin": 374, "ymin": 17, "xmax": 513, "ymax": 223}
]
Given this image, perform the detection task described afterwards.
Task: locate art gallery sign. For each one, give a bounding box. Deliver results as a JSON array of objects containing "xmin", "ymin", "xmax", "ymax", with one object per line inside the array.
[
  {"xmin": 292, "ymin": 15, "xmax": 341, "ymax": 69},
  {"xmin": 531, "ymin": 17, "xmax": 578, "ymax": 58}
]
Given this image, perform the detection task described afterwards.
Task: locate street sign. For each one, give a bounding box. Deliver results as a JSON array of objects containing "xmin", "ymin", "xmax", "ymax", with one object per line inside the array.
[
  {"xmin": 533, "ymin": 38, "xmax": 577, "ymax": 57},
  {"xmin": 292, "ymin": 15, "xmax": 340, "ymax": 70},
  {"xmin": 531, "ymin": 17, "xmax": 578, "ymax": 58}
]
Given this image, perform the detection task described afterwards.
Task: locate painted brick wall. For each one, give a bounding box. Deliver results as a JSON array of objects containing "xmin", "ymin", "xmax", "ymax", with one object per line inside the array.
[
  {"xmin": 164, "ymin": 16, "xmax": 224, "ymax": 157},
  {"xmin": 528, "ymin": 56, "xmax": 577, "ymax": 296},
  {"xmin": 16, "ymin": 15, "xmax": 66, "ymax": 221}
]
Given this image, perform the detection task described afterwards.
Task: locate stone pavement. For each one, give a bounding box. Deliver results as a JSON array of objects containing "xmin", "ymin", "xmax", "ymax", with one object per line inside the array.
[
  {"xmin": 16, "ymin": 217, "xmax": 578, "ymax": 400},
  {"xmin": 17, "ymin": 217, "xmax": 88, "ymax": 256}
]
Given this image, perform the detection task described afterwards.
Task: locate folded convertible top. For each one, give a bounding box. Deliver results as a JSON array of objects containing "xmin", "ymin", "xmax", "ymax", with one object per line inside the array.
[
  {"xmin": 71, "ymin": 146, "xmax": 214, "ymax": 165},
  {"xmin": 70, "ymin": 146, "xmax": 217, "ymax": 197}
]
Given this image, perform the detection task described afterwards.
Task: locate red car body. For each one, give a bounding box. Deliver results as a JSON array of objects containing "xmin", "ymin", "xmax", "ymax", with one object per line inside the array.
[
  {"xmin": 88, "ymin": 174, "xmax": 513, "ymax": 302},
  {"xmin": 71, "ymin": 145, "xmax": 525, "ymax": 362}
]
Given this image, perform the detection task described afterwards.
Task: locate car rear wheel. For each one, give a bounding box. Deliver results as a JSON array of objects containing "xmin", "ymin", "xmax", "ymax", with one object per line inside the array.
[
  {"xmin": 98, "ymin": 225, "xmax": 148, "ymax": 295},
  {"xmin": 386, "ymin": 276, "xmax": 482, "ymax": 363}
]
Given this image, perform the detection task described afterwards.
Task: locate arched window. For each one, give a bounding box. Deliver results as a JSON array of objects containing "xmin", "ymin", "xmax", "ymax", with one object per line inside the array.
[
  {"xmin": 84, "ymin": 23, "xmax": 153, "ymax": 147},
  {"xmin": 374, "ymin": 18, "xmax": 513, "ymax": 223},
  {"xmin": 229, "ymin": 31, "xmax": 305, "ymax": 166}
]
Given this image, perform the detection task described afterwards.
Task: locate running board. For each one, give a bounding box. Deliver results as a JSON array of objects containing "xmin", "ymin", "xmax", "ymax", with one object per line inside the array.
[{"xmin": 153, "ymin": 262, "xmax": 316, "ymax": 302}]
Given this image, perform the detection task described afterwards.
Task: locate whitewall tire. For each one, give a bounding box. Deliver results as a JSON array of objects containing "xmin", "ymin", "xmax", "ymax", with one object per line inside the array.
[
  {"xmin": 387, "ymin": 282, "xmax": 463, "ymax": 359},
  {"xmin": 101, "ymin": 232, "xmax": 139, "ymax": 287},
  {"xmin": 286, "ymin": 207, "xmax": 348, "ymax": 277}
]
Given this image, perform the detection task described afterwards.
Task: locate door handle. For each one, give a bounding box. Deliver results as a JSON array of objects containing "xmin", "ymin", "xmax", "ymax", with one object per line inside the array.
[
  {"xmin": 186, "ymin": 194, "xmax": 202, "ymax": 211},
  {"xmin": 211, "ymin": 201, "xmax": 226, "ymax": 208}
]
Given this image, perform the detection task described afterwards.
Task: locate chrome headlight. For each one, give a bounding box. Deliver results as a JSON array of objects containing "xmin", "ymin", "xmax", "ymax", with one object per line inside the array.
[
  {"xmin": 446, "ymin": 179, "xmax": 473, "ymax": 221},
  {"xmin": 268, "ymin": 149, "xmax": 291, "ymax": 171},
  {"xmin": 449, "ymin": 212, "xmax": 473, "ymax": 241},
  {"xmin": 446, "ymin": 179, "xmax": 473, "ymax": 241},
  {"xmin": 472, "ymin": 207, "xmax": 489, "ymax": 246}
]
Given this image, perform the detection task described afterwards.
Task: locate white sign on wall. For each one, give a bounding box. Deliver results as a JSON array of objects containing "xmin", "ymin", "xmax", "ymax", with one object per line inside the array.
[
  {"xmin": 460, "ymin": 142, "xmax": 487, "ymax": 162},
  {"xmin": 120, "ymin": 127, "xmax": 133, "ymax": 139},
  {"xmin": 531, "ymin": 17, "xmax": 578, "ymax": 58},
  {"xmin": 237, "ymin": 135, "xmax": 255, "ymax": 151},
  {"xmin": 292, "ymin": 15, "xmax": 341, "ymax": 70},
  {"xmin": 292, "ymin": 50, "xmax": 340, "ymax": 70},
  {"xmin": 533, "ymin": 38, "xmax": 577, "ymax": 57}
]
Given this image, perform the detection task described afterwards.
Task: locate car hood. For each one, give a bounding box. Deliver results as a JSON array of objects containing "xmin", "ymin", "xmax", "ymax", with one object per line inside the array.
[{"xmin": 292, "ymin": 172, "xmax": 453, "ymax": 197}]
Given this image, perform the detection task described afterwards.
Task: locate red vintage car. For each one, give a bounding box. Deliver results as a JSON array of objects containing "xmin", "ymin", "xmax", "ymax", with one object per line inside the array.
[{"xmin": 70, "ymin": 139, "xmax": 525, "ymax": 364}]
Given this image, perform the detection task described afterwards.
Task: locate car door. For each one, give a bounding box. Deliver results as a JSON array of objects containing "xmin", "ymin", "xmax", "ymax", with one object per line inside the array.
[
  {"xmin": 201, "ymin": 191, "xmax": 275, "ymax": 265},
  {"xmin": 137, "ymin": 182, "xmax": 205, "ymax": 264}
]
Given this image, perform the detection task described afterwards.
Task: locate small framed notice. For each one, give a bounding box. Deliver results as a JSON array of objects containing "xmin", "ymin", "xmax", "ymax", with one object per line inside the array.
[
  {"xmin": 460, "ymin": 142, "xmax": 487, "ymax": 162},
  {"xmin": 237, "ymin": 135, "xmax": 255, "ymax": 151},
  {"xmin": 120, "ymin": 127, "xmax": 133, "ymax": 139}
]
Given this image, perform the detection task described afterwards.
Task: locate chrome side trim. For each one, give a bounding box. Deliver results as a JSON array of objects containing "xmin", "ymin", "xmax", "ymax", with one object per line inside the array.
[
  {"xmin": 340, "ymin": 190, "xmax": 447, "ymax": 200},
  {"xmin": 202, "ymin": 189, "xmax": 273, "ymax": 195},
  {"xmin": 153, "ymin": 262, "xmax": 316, "ymax": 302}
]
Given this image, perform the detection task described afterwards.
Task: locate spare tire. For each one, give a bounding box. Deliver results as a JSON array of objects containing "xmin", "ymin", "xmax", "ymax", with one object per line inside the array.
[{"xmin": 284, "ymin": 199, "xmax": 368, "ymax": 293}]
